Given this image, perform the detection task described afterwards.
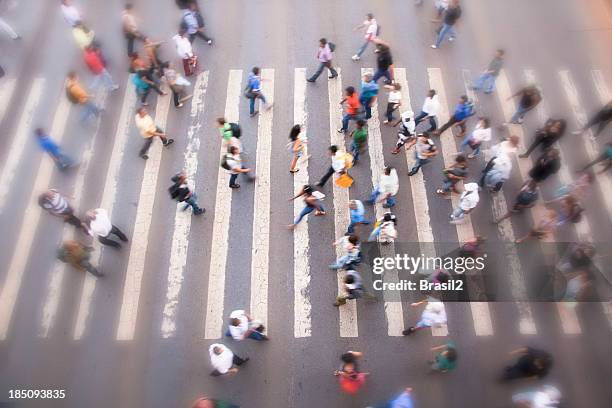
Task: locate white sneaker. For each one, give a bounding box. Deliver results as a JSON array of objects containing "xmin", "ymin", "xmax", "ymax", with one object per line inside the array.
[
  {"xmin": 571, "ymin": 130, "xmax": 583, "ymax": 135},
  {"xmin": 449, "ymin": 37, "xmax": 455, "ymax": 42},
  {"xmin": 467, "ymin": 153, "xmax": 475, "ymax": 159},
  {"xmin": 351, "ymin": 55, "xmax": 360, "ymax": 61},
  {"xmin": 383, "ymin": 120, "xmax": 389, "ymax": 124},
  {"xmin": 431, "ymin": 44, "xmax": 437, "ymax": 49}
]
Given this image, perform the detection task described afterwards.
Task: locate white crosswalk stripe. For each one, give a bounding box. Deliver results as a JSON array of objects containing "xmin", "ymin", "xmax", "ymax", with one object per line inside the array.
[{"xmin": 0, "ymin": 77, "xmax": 17, "ymax": 125}]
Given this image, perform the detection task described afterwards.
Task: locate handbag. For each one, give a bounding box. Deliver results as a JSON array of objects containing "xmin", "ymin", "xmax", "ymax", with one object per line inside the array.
[{"xmin": 335, "ymin": 173, "xmax": 354, "ymax": 188}]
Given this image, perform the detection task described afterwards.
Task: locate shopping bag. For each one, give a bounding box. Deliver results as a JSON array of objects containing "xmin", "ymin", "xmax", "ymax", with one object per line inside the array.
[{"xmin": 335, "ymin": 173, "xmax": 354, "ymax": 188}]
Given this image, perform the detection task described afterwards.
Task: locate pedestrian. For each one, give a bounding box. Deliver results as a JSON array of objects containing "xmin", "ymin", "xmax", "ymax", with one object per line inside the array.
[
  {"xmin": 351, "ymin": 13, "xmax": 379, "ymax": 61},
  {"xmin": 494, "ymin": 180, "xmax": 539, "ymax": 223},
  {"xmin": 519, "ymin": 119, "xmax": 566, "ymax": 158},
  {"xmin": 367, "ymin": 165, "xmax": 399, "ymax": 208},
  {"xmin": 181, "ymin": 2, "xmax": 213, "ymax": 45},
  {"xmin": 347, "ymin": 199, "xmax": 370, "ymax": 234},
  {"xmin": 359, "ymin": 73, "xmax": 379, "ymax": 120},
  {"xmin": 121, "ymin": 3, "xmax": 144, "ymax": 56},
  {"xmin": 0, "ymin": 1, "xmax": 19, "ymax": 40},
  {"xmin": 471, "ymin": 49, "xmax": 505, "ymax": 94},
  {"xmin": 65, "ymin": 71, "xmax": 102, "ymax": 123},
  {"xmin": 72, "ymin": 21, "xmax": 94, "ymax": 50},
  {"xmin": 85, "ymin": 208, "xmax": 128, "ymax": 249},
  {"xmin": 501, "ymin": 347, "xmax": 553, "ymax": 381},
  {"xmin": 373, "ymin": 387, "xmax": 415, "ymax": 408},
  {"xmin": 449, "ymin": 182, "xmax": 480, "ymax": 223},
  {"xmin": 512, "ymin": 385, "xmax": 561, "ymax": 408},
  {"xmin": 514, "ymin": 209, "xmax": 558, "ymax": 244},
  {"xmin": 579, "ymin": 141, "xmax": 612, "ymax": 174},
  {"xmin": 84, "ymin": 45, "xmax": 119, "ymax": 91},
  {"xmin": 38, "ymin": 189, "xmax": 87, "ymax": 232},
  {"xmin": 329, "ymin": 234, "xmax": 361, "ymax": 270},
  {"xmin": 572, "ymin": 101, "xmax": 612, "ymax": 139},
  {"xmin": 528, "ymin": 148, "xmax": 561, "ymax": 184},
  {"xmin": 288, "ymin": 184, "xmax": 326, "ymax": 229},
  {"xmin": 245, "ymin": 67, "xmax": 271, "ymax": 117},
  {"xmin": 135, "ymin": 106, "xmax": 174, "ymax": 159},
  {"xmin": 288, "ymin": 124, "xmax": 308, "ymax": 173},
  {"xmin": 168, "ymin": 171, "xmax": 205, "ymax": 215},
  {"xmin": 208, "ymin": 344, "xmax": 248, "ymax": 376},
  {"xmin": 60, "ymin": 0, "xmax": 81, "ymax": 27},
  {"xmin": 334, "ymin": 266, "xmax": 376, "ymax": 306},
  {"xmin": 334, "ymin": 350, "xmax": 369, "ymax": 394},
  {"xmin": 491, "ymin": 134, "xmax": 520, "ymax": 158},
  {"xmin": 132, "ymin": 72, "xmax": 153, "ymax": 106},
  {"xmin": 548, "ymin": 195, "xmax": 584, "ymax": 227},
  {"xmin": 306, "ymin": 38, "xmax": 338, "ymax": 83},
  {"xmin": 368, "ymin": 212, "xmax": 398, "ymax": 243},
  {"xmin": 216, "ymin": 118, "xmax": 241, "ymax": 149},
  {"xmin": 406, "ymin": 132, "xmax": 438, "ymax": 176},
  {"xmin": 437, "ymin": 154, "xmax": 468, "ymax": 197},
  {"xmin": 162, "ymin": 61, "xmax": 192, "ymax": 108},
  {"xmin": 315, "ymin": 145, "xmax": 348, "ymax": 187},
  {"xmin": 221, "ymin": 145, "xmax": 254, "ymax": 189},
  {"xmin": 350, "ymin": 119, "xmax": 368, "ymax": 164},
  {"xmin": 191, "ymin": 397, "xmax": 239, "ymax": 408},
  {"xmin": 337, "ymin": 86, "xmax": 362, "ymax": 134},
  {"xmin": 402, "ymin": 297, "xmax": 447, "ymax": 335},
  {"xmin": 414, "ymin": 89, "xmax": 440, "ymax": 132},
  {"xmin": 143, "ymin": 37, "xmax": 165, "ymax": 76},
  {"xmin": 225, "ymin": 309, "xmax": 268, "ymax": 341},
  {"xmin": 57, "ymin": 240, "xmax": 103, "ymax": 277},
  {"xmin": 173, "ymin": 28, "xmax": 197, "ymax": 77},
  {"xmin": 131, "ymin": 52, "xmax": 167, "ymax": 102},
  {"xmin": 433, "ymin": 95, "xmax": 474, "ymax": 137},
  {"xmin": 383, "ymin": 83, "xmax": 402, "ymax": 124},
  {"xmin": 480, "ymin": 153, "xmax": 512, "ymax": 193},
  {"xmin": 392, "ymin": 110, "xmax": 416, "ymax": 154},
  {"xmin": 553, "ymin": 171, "xmax": 593, "ymax": 202},
  {"xmin": 506, "ymin": 85, "xmax": 542, "ymax": 125},
  {"xmin": 459, "ymin": 117, "xmax": 491, "ymax": 158},
  {"xmin": 431, "ymin": 0, "xmax": 461, "ymax": 49},
  {"xmin": 34, "ymin": 128, "xmax": 75, "ymax": 171},
  {"xmin": 429, "ymin": 342, "xmax": 458, "ymax": 373},
  {"xmin": 371, "ymin": 38, "xmax": 394, "ymax": 84}
]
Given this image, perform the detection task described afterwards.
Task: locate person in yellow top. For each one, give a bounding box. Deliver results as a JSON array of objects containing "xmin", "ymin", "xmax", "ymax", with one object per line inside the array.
[
  {"xmin": 134, "ymin": 106, "xmax": 174, "ymax": 159},
  {"xmin": 72, "ymin": 21, "xmax": 94, "ymax": 50},
  {"xmin": 65, "ymin": 71, "xmax": 101, "ymax": 122}
]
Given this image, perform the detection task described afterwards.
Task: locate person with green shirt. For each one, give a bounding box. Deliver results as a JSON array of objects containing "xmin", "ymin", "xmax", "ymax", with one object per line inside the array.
[
  {"xmin": 350, "ymin": 119, "xmax": 368, "ymax": 164},
  {"xmin": 429, "ymin": 342, "xmax": 457, "ymax": 373},
  {"xmin": 216, "ymin": 117, "xmax": 234, "ymax": 143}
]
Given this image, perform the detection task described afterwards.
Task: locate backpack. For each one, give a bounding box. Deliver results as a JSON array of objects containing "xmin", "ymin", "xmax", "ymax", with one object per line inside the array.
[
  {"xmin": 328, "ymin": 42, "xmax": 336, "ymax": 52},
  {"xmin": 220, "ymin": 154, "xmax": 232, "ymax": 170},
  {"xmin": 229, "ymin": 122, "xmax": 241, "ymax": 138}
]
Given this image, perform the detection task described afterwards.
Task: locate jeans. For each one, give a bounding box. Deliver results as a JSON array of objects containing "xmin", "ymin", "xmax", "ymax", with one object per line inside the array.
[
  {"xmin": 459, "ymin": 134, "xmax": 480, "ymax": 156},
  {"xmin": 368, "ymin": 188, "xmax": 396, "ymax": 207},
  {"xmin": 53, "ymin": 152, "xmax": 75, "ymax": 170},
  {"xmin": 229, "ymin": 172, "xmax": 239, "ymax": 186},
  {"xmin": 441, "ymin": 179, "xmax": 455, "ymax": 193},
  {"xmin": 360, "ymin": 97, "xmax": 373, "ymax": 119},
  {"xmin": 80, "ymin": 101, "xmax": 101, "ymax": 123},
  {"xmin": 385, "ymin": 102, "xmax": 398, "ymax": 122},
  {"xmin": 317, "ymin": 166, "xmax": 335, "ymax": 186},
  {"xmin": 309, "ymin": 61, "xmax": 337, "ymax": 81},
  {"xmin": 450, "ymin": 206, "xmax": 466, "ymax": 220},
  {"xmin": 473, "ymin": 73, "xmax": 497, "ymax": 94},
  {"xmin": 409, "ymin": 153, "xmax": 429, "ymax": 175},
  {"xmin": 98, "ymin": 225, "xmax": 128, "ymax": 248},
  {"xmin": 356, "ymin": 39, "xmax": 370, "ymax": 57},
  {"xmin": 435, "ymin": 23, "xmax": 456, "ymax": 47},
  {"xmin": 341, "ymin": 113, "xmax": 361, "ymax": 131},
  {"xmin": 189, "ymin": 30, "xmax": 212, "ymax": 43},
  {"xmin": 437, "ymin": 115, "xmax": 464, "ymax": 135},
  {"xmin": 140, "ymin": 132, "xmax": 168, "ymax": 157},
  {"xmin": 414, "ymin": 111, "xmax": 437, "ymax": 131},
  {"xmin": 182, "ymin": 194, "xmax": 202, "ymax": 212},
  {"xmin": 125, "ymin": 32, "xmax": 137, "ymax": 56},
  {"xmin": 350, "ymin": 141, "xmax": 362, "ymax": 163},
  {"xmin": 294, "ymin": 203, "xmax": 324, "ymax": 225},
  {"xmin": 510, "ymin": 104, "xmax": 530, "ymax": 124},
  {"xmin": 372, "ymin": 68, "xmax": 391, "ymax": 84},
  {"xmin": 347, "ymin": 217, "xmax": 370, "ymax": 234},
  {"xmin": 90, "ymin": 69, "xmax": 116, "ymax": 91},
  {"xmin": 249, "ymin": 93, "xmax": 267, "ymax": 115}
]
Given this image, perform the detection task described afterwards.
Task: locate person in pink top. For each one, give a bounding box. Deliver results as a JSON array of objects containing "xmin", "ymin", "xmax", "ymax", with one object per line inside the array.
[
  {"xmin": 83, "ymin": 44, "xmax": 118, "ymax": 91},
  {"xmin": 306, "ymin": 38, "xmax": 337, "ymax": 83}
]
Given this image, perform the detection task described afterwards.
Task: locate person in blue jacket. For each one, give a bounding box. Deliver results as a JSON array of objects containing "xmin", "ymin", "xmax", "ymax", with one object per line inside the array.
[{"xmin": 433, "ymin": 95, "xmax": 474, "ymax": 137}]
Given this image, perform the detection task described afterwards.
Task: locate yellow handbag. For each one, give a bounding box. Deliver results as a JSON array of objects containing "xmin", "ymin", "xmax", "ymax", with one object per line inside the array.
[{"xmin": 335, "ymin": 173, "xmax": 354, "ymax": 188}]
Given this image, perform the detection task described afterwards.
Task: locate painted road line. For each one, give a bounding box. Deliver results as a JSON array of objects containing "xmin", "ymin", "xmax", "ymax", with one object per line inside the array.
[
  {"xmin": 116, "ymin": 92, "xmax": 172, "ymax": 341},
  {"xmin": 293, "ymin": 68, "xmax": 312, "ymax": 338},
  {"xmin": 394, "ymin": 68, "xmax": 447, "ymax": 337},
  {"xmin": 73, "ymin": 83, "xmax": 137, "ymax": 340},
  {"xmin": 429, "ymin": 68, "xmax": 493, "ymax": 337},
  {"xmin": 249, "ymin": 69, "xmax": 274, "ymax": 326},
  {"xmin": 0, "ymin": 77, "xmax": 17, "ymax": 125},
  {"xmin": 0, "ymin": 78, "xmax": 45, "ymax": 214},
  {"xmin": 558, "ymin": 70, "xmax": 612, "ymax": 222},
  {"xmin": 0, "ymin": 93, "xmax": 70, "ymax": 340},
  {"xmin": 362, "ymin": 68, "xmax": 404, "ymax": 336},
  {"xmin": 204, "ymin": 70, "xmax": 242, "ymax": 339},
  {"xmin": 328, "ymin": 70, "xmax": 358, "ymax": 337},
  {"xmin": 160, "ymin": 72, "xmax": 209, "ymax": 338},
  {"xmin": 39, "ymin": 92, "xmax": 107, "ymax": 337}
]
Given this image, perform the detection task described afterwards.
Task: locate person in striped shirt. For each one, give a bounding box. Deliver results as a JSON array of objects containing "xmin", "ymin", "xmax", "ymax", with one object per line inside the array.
[{"xmin": 38, "ymin": 189, "xmax": 87, "ymax": 232}]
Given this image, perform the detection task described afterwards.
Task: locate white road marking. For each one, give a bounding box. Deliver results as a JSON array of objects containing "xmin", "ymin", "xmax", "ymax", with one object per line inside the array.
[
  {"xmin": 204, "ymin": 69, "xmax": 242, "ymax": 339},
  {"xmin": 0, "ymin": 78, "xmax": 45, "ymax": 214},
  {"xmin": 249, "ymin": 69, "xmax": 274, "ymax": 326},
  {"xmin": 73, "ymin": 83, "xmax": 137, "ymax": 340},
  {"xmin": 328, "ymin": 70, "xmax": 358, "ymax": 337},
  {"xmin": 160, "ymin": 72, "xmax": 209, "ymax": 338},
  {"xmin": 0, "ymin": 77, "xmax": 17, "ymax": 125},
  {"xmin": 362, "ymin": 68, "xmax": 404, "ymax": 336},
  {"xmin": 116, "ymin": 92, "xmax": 172, "ymax": 341},
  {"xmin": 429, "ymin": 68, "xmax": 493, "ymax": 336},
  {"xmin": 395, "ymin": 68, "xmax": 447, "ymax": 337},
  {"xmin": 0, "ymin": 94, "xmax": 69, "ymax": 340},
  {"xmin": 293, "ymin": 69, "xmax": 313, "ymax": 338}
]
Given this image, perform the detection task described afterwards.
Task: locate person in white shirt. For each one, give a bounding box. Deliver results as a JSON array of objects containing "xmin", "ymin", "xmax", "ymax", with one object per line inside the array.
[
  {"xmin": 329, "ymin": 234, "xmax": 361, "ymax": 270},
  {"xmin": 491, "ymin": 134, "xmax": 520, "ymax": 158},
  {"xmin": 367, "ymin": 166, "xmax": 399, "ymax": 208},
  {"xmin": 480, "ymin": 153, "xmax": 513, "ymax": 193},
  {"xmin": 459, "ymin": 117, "xmax": 492, "ymax": 158},
  {"xmin": 392, "ymin": 110, "xmax": 416, "ymax": 154},
  {"xmin": 173, "ymin": 28, "xmax": 197, "ymax": 77},
  {"xmin": 208, "ymin": 343, "xmax": 249, "ymax": 376},
  {"xmin": 223, "ymin": 145, "xmax": 253, "ymax": 189},
  {"xmin": 85, "ymin": 208, "xmax": 128, "ymax": 248},
  {"xmin": 60, "ymin": 0, "xmax": 81, "ymax": 27},
  {"xmin": 225, "ymin": 310, "xmax": 268, "ymax": 341},
  {"xmin": 351, "ymin": 13, "xmax": 378, "ymax": 61},
  {"xmin": 316, "ymin": 145, "xmax": 347, "ymax": 187},
  {"xmin": 383, "ymin": 83, "xmax": 402, "ymax": 124},
  {"xmin": 403, "ymin": 297, "xmax": 447, "ymax": 335},
  {"xmin": 449, "ymin": 182, "xmax": 480, "ymax": 223},
  {"xmin": 414, "ymin": 89, "xmax": 440, "ymax": 132}
]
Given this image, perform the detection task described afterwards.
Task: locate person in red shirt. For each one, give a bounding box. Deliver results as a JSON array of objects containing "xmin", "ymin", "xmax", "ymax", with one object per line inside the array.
[
  {"xmin": 84, "ymin": 44, "xmax": 119, "ymax": 92},
  {"xmin": 337, "ymin": 86, "xmax": 362, "ymax": 133}
]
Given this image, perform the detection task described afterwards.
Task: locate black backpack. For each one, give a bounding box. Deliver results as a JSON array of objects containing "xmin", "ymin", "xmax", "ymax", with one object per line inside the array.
[
  {"xmin": 328, "ymin": 42, "xmax": 336, "ymax": 52},
  {"xmin": 229, "ymin": 122, "xmax": 241, "ymax": 138},
  {"xmin": 220, "ymin": 154, "xmax": 233, "ymax": 170}
]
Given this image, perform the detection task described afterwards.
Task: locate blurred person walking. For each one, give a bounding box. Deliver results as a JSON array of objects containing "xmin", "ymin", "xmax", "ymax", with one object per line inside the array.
[
  {"xmin": 369, "ymin": 387, "xmax": 415, "ymax": 408},
  {"xmin": 459, "ymin": 117, "xmax": 491, "ymax": 158},
  {"xmin": 65, "ymin": 71, "xmax": 102, "ymax": 123},
  {"xmin": 221, "ymin": 145, "xmax": 254, "ymax": 189},
  {"xmin": 225, "ymin": 309, "xmax": 268, "ymax": 341},
  {"xmin": 351, "ymin": 13, "xmax": 379, "ymax": 61},
  {"xmin": 494, "ymin": 180, "xmax": 539, "ymax": 223},
  {"xmin": 288, "ymin": 184, "xmax": 326, "ymax": 229},
  {"xmin": 168, "ymin": 171, "xmax": 205, "ymax": 215},
  {"xmin": 173, "ymin": 28, "xmax": 197, "ymax": 77},
  {"xmin": 433, "ymin": 95, "xmax": 474, "ymax": 137},
  {"xmin": 60, "ymin": 0, "xmax": 81, "ymax": 27},
  {"xmin": 406, "ymin": 132, "xmax": 438, "ymax": 176},
  {"xmin": 431, "ymin": 0, "xmax": 461, "ymax": 49},
  {"xmin": 337, "ymin": 86, "xmax": 362, "ymax": 134},
  {"xmin": 334, "ymin": 350, "xmax": 369, "ymax": 394},
  {"xmin": 383, "ymin": 82, "xmax": 402, "ymax": 124},
  {"xmin": 162, "ymin": 61, "xmax": 192, "ymax": 108},
  {"xmin": 501, "ymin": 347, "xmax": 553, "ymax": 381},
  {"xmin": 72, "ymin": 21, "xmax": 94, "ymax": 50},
  {"xmin": 306, "ymin": 38, "xmax": 337, "ymax": 83},
  {"xmin": 572, "ymin": 101, "xmax": 612, "ymax": 139},
  {"xmin": 39, "ymin": 189, "xmax": 87, "ymax": 232},
  {"xmin": 506, "ymin": 85, "xmax": 542, "ymax": 125},
  {"xmin": 436, "ymin": 154, "xmax": 468, "ymax": 197},
  {"xmin": 35, "ymin": 127, "xmax": 76, "ymax": 171},
  {"xmin": 367, "ymin": 165, "xmax": 399, "ymax": 208},
  {"xmin": 84, "ymin": 45, "xmax": 119, "ymax": 91},
  {"xmin": 329, "ymin": 234, "xmax": 361, "ymax": 270},
  {"xmin": 480, "ymin": 153, "xmax": 512, "ymax": 193},
  {"xmin": 414, "ymin": 89, "xmax": 440, "ymax": 132},
  {"xmin": 391, "ymin": 110, "xmax": 416, "ymax": 154},
  {"xmin": 471, "ymin": 49, "xmax": 504, "ymax": 94},
  {"xmin": 181, "ymin": 2, "xmax": 213, "ymax": 45},
  {"xmin": 528, "ymin": 148, "xmax": 561, "ymax": 184},
  {"xmin": 512, "ymin": 385, "xmax": 561, "ymax": 408},
  {"xmin": 449, "ymin": 182, "xmax": 480, "ymax": 223},
  {"xmin": 519, "ymin": 119, "xmax": 566, "ymax": 158},
  {"xmin": 208, "ymin": 344, "xmax": 249, "ymax": 376},
  {"xmin": 372, "ymin": 38, "xmax": 394, "ymax": 84},
  {"xmin": 402, "ymin": 297, "xmax": 447, "ymax": 335},
  {"xmin": 368, "ymin": 212, "xmax": 398, "ymax": 243},
  {"xmin": 245, "ymin": 66, "xmax": 271, "ymax": 117},
  {"xmin": 580, "ymin": 141, "xmax": 612, "ymax": 174},
  {"xmin": 122, "ymin": 3, "xmax": 144, "ymax": 56},
  {"xmin": 515, "ymin": 209, "xmax": 558, "ymax": 244},
  {"xmin": 429, "ymin": 342, "xmax": 458, "ymax": 373},
  {"xmin": 85, "ymin": 208, "xmax": 128, "ymax": 249},
  {"xmin": 360, "ymin": 73, "xmax": 379, "ymax": 120},
  {"xmin": 334, "ymin": 266, "xmax": 376, "ymax": 306},
  {"xmin": 347, "ymin": 199, "xmax": 370, "ymax": 234},
  {"xmin": 57, "ymin": 240, "xmax": 102, "ymax": 277},
  {"xmin": 350, "ymin": 119, "xmax": 368, "ymax": 164},
  {"xmin": 288, "ymin": 124, "xmax": 308, "ymax": 173},
  {"xmin": 135, "ymin": 106, "xmax": 174, "ymax": 159}
]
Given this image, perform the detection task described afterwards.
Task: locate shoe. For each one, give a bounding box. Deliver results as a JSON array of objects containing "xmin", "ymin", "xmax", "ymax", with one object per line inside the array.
[
  {"xmin": 430, "ymin": 44, "xmax": 438, "ymax": 49},
  {"xmin": 111, "ymin": 85, "xmax": 119, "ymax": 91},
  {"xmin": 194, "ymin": 208, "xmax": 205, "ymax": 215},
  {"xmin": 351, "ymin": 55, "xmax": 360, "ymax": 61},
  {"xmin": 449, "ymin": 37, "xmax": 455, "ymax": 42},
  {"xmin": 179, "ymin": 94, "xmax": 193, "ymax": 103},
  {"xmin": 250, "ymin": 110, "xmax": 259, "ymax": 117},
  {"xmin": 141, "ymin": 154, "xmax": 149, "ymax": 160},
  {"xmin": 164, "ymin": 139, "xmax": 175, "ymax": 146},
  {"xmin": 177, "ymin": 103, "xmax": 184, "ymax": 108},
  {"xmin": 337, "ymin": 128, "xmax": 346, "ymax": 134},
  {"xmin": 328, "ymin": 75, "xmax": 338, "ymax": 79},
  {"xmin": 407, "ymin": 170, "xmax": 417, "ymax": 176},
  {"xmin": 374, "ymin": 48, "xmax": 380, "ymax": 53},
  {"xmin": 229, "ymin": 184, "xmax": 240, "ymax": 189},
  {"xmin": 289, "ymin": 169, "xmax": 299, "ymax": 173},
  {"xmin": 402, "ymin": 327, "xmax": 415, "ymax": 336},
  {"xmin": 383, "ymin": 120, "xmax": 389, "ymax": 124},
  {"xmin": 306, "ymin": 78, "xmax": 316, "ymax": 83},
  {"xmin": 571, "ymin": 130, "xmax": 583, "ymax": 135},
  {"xmin": 467, "ymin": 153, "xmax": 475, "ymax": 159},
  {"xmin": 314, "ymin": 182, "xmax": 323, "ymax": 187},
  {"xmin": 207, "ymin": 39, "xmax": 213, "ymax": 45}
]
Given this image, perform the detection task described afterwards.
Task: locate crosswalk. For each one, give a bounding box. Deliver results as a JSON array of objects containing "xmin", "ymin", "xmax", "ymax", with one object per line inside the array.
[{"xmin": 0, "ymin": 64, "xmax": 611, "ymax": 344}]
